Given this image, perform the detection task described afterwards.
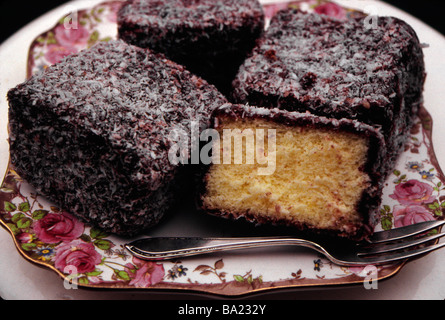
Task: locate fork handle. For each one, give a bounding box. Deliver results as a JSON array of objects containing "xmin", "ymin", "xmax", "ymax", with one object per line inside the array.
[{"xmin": 125, "ymin": 237, "xmax": 325, "ymax": 260}]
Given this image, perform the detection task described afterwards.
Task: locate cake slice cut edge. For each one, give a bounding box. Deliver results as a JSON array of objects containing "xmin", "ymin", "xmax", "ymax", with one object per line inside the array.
[{"xmin": 199, "ymin": 105, "xmax": 387, "ymax": 241}]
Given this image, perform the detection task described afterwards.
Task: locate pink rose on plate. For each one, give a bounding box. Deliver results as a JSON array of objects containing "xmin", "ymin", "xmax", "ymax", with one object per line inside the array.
[
  {"xmin": 17, "ymin": 232, "xmax": 34, "ymax": 243},
  {"xmin": 54, "ymin": 23, "xmax": 90, "ymax": 47},
  {"xmin": 53, "ymin": 239, "xmax": 102, "ymax": 274},
  {"xmin": 314, "ymin": 2, "xmax": 347, "ymax": 20},
  {"xmin": 125, "ymin": 257, "xmax": 164, "ymax": 288},
  {"xmin": 45, "ymin": 44, "xmax": 78, "ymax": 64},
  {"xmin": 389, "ymin": 180, "xmax": 436, "ymax": 205},
  {"xmin": 34, "ymin": 212, "xmax": 84, "ymax": 244},
  {"xmin": 393, "ymin": 205, "xmax": 435, "ymax": 228}
]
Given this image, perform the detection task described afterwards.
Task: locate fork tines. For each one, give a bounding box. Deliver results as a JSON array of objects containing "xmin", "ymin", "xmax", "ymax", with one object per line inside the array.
[
  {"xmin": 355, "ymin": 220, "xmax": 445, "ymax": 265},
  {"xmin": 369, "ymin": 220, "xmax": 445, "ymax": 244}
]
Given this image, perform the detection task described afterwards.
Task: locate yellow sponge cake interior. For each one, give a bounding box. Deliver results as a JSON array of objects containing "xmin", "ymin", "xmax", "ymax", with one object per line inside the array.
[{"xmin": 201, "ymin": 115, "xmax": 372, "ymax": 236}]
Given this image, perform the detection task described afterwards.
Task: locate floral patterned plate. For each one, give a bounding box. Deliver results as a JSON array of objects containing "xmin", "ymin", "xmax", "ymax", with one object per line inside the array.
[{"xmin": 1, "ymin": 0, "xmax": 444, "ymax": 297}]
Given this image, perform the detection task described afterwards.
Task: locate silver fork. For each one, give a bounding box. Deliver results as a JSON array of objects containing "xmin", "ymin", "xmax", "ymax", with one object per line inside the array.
[{"xmin": 125, "ymin": 220, "xmax": 445, "ymax": 266}]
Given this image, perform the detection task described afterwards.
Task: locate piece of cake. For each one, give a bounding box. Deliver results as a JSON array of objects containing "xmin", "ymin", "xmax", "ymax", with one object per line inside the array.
[
  {"xmin": 117, "ymin": 0, "xmax": 265, "ymax": 95},
  {"xmin": 199, "ymin": 105, "xmax": 386, "ymax": 240},
  {"xmin": 8, "ymin": 40, "xmax": 227, "ymax": 236},
  {"xmin": 232, "ymin": 9, "xmax": 426, "ymax": 176}
]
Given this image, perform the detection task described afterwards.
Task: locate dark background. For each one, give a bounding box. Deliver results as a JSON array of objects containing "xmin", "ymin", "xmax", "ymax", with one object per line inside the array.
[{"xmin": 0, "ymin": 0, "xmax": 444, "ymax": 44}]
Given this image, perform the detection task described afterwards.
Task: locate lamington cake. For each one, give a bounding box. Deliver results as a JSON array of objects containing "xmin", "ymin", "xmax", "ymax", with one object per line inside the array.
[
  {"xmin": 199, "ymin": 105, "xmax": 386, "ymax": 240},
  {"xmin": 117, "ymin": 0, "xmax": 265, "ymax": 95},
  {"xmin": 8, "ymin": 40, "xmax": 227, "ymax": 236},
  {"xmin": 232, "ymin": 9, "xmax": 426, "ymax": 176}
]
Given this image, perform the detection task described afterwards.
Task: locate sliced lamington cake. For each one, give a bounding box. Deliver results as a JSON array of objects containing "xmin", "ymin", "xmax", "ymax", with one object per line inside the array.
[
  {"xmin": 199, "ymin": 105, "xmax": 386, "ymax": 240},
  {"xmin": 232, "ymin": 9, "xmax": 426, "ymax": 177}
]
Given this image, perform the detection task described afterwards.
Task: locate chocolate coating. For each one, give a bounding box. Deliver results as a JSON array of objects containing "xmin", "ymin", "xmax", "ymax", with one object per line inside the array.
[
  {"xmin": 8, "ymin": 40, "xmax": 227, "ymax": 236},
  {"xmin": 118, "ymin": 0, "xmax": 265, "ymax": 95}
]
